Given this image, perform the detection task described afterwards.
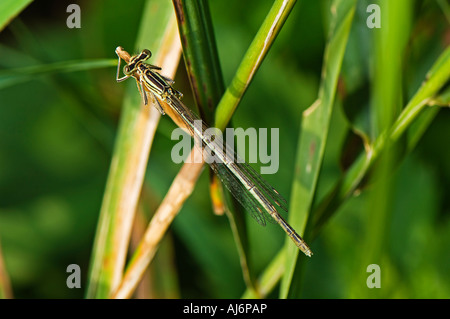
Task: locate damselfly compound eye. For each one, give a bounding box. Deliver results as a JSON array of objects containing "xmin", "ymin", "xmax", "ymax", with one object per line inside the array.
[{"xmin": 142, "ymin": 49, "xmax": 152, "ymax": 59}]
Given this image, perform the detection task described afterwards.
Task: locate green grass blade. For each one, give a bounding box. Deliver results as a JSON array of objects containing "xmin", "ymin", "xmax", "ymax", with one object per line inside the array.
[
  {"xmin": 173, "ymin": 0, "xmax": 225, "ymax": 124},
  {"xmin": 390, "ymin": 46, "xmax": 450, "ymax": 141},
  {"xmin": 223, "ymin": 192, "xmax": 256, "ymax": 292},
  {"xmin": 213, "ymin": 0, "xmax": 297, "ymax": 131},
  {"xmin": 173, "ymin": 0, "xmax": 299, "ymax": 293},
  {"xmin": 212, "ymin": 0, "xmax": 298, "ymax": 295},
  {"xmin": 351, "ymin": 0, "xmax": 412, "ymax": 298},
  {"xmin": 241, "ymin": 248, "xmax": 286, "ymax": 299},
  {"xmin": 0, "ymin": 59, "xmax": 117, "ymax": 90},
  {"xmin": 86, "ymin": 0, "xmax": 180, "ymax": 299},
  {"xmin": 312, "ymin": 44, "xmax": 450, "ymax": 240},
  {"xmin": 280, "ymin": 0, "xmax": 357, "ymax": 299},
  {"xmin": 173, "ymin": 0, "xmax": 256, "ymax": 290},
  {"xmin": 0, "ymin": 0, "xmax": 32, "ymax": 32}
]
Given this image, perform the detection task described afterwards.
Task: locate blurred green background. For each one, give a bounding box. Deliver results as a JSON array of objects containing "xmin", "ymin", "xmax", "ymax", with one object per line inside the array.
[{"xmin": 0, "ymin": 0, "xmax": 449, "ymax": 298}]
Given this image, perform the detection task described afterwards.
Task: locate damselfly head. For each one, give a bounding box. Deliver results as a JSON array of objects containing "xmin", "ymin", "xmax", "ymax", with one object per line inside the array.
[{"xmin": 141, "ymin": 49, "xmax": 152, "ymax": 59}]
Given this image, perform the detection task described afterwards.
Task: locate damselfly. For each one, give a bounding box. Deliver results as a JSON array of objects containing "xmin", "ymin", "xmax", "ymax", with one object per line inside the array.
[{"xmin": 115, "ymin": 46, "xmax": 312, "ymax": 257}]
